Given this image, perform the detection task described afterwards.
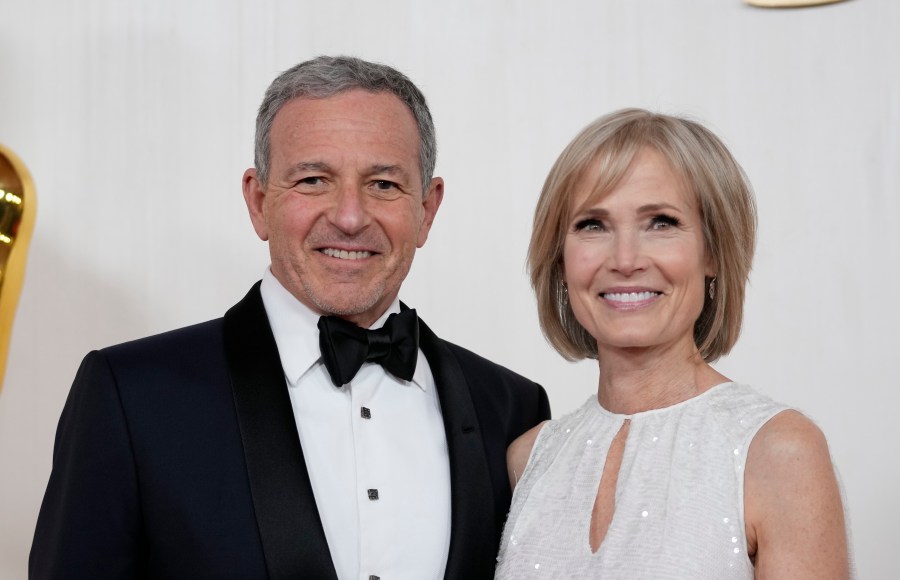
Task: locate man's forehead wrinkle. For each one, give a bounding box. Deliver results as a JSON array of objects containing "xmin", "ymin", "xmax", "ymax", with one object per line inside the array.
[
  {"xmin": 366, "ymin": 164, "xmax": 409, "ymax": 178},
  {"xmin": 281, "ymin": 160, "xmax": 410, "ymax": 177},
  {"xmin": 281, "ymin": 160, "xmax": 333, "ymax": 180},
  {"xmin": 282, "ymin": 112, "xmax": 393, "ymax": 133},
  {"xmin": 293, "ymin": 161, "xmax": 331, "ymax": 172}
]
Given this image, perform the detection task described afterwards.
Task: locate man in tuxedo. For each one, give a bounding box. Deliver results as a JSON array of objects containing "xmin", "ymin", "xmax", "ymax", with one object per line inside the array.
[{"xmin": 30, "ymin": 56, "xmax": 549, "ymax": 579}]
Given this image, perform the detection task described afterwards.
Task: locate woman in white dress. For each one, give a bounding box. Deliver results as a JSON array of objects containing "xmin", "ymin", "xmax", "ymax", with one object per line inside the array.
[{"xmin": 496, "ymin": 109, "xmax": 851, "ymax": 579}]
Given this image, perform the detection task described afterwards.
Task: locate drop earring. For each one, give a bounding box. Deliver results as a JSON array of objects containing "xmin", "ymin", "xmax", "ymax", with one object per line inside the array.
[{"xmin": 708, "ymin": 277, "xmax": 717, "ymax": 301}]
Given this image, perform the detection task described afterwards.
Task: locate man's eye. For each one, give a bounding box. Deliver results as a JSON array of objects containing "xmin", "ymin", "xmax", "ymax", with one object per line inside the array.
[
  {"xmin": 369, "ymin": 180, "xmax": 405, "ymax": 200},
  {"xmin": 574, "ymin": 219, "xmax": 604, "ymax": 232},
  {"xmin": 298, "ymin": 176, "xmax": 323, "ymax": 186}
]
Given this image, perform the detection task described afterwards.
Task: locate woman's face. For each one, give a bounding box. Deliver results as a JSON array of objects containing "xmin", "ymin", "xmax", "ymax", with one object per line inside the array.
[{"xmin": 562, "ymin": 147, "xmax": 714, "ymax": 357}]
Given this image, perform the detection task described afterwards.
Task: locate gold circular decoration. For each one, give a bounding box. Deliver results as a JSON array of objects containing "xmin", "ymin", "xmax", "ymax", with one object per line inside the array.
[
  {"xmin": 745, "ymin": 0, "xmax": 847, "ymax": 7},
  {"xmin": 0, "ymin": 144, "xmax": 37, "ymax": 392}
]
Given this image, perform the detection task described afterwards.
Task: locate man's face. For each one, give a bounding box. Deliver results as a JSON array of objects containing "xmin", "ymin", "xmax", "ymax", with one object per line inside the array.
[{"xmin": 243, "ymin": 89, "xmax": 443, "ymax": 327}]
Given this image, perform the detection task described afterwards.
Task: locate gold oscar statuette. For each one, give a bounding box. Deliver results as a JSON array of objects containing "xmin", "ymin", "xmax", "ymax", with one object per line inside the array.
[
  {"xmin": 745, "ymin": 0, "xmax": 847, "ymax": 7},
  {"xmin": 0, "ymin": 144, "xmax": 36, "ymax": 392}
]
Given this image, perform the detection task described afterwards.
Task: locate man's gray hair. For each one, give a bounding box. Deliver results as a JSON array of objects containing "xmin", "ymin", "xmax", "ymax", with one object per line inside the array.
[{"xmin": 254, "ymin": 55, "xmax": 437, "ymax": 193}]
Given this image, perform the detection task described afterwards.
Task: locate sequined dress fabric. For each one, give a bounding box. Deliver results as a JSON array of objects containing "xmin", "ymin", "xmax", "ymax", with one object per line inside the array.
[{"xmin": 495, "ymin": 383, "xmax": 788, "ymax": 579}]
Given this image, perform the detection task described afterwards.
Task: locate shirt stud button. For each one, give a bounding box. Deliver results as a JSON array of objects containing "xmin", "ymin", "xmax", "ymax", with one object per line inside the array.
[
  {"xmin": 361, "ymin": 407, "xmax": 372, "ymax": 419},
  {"xmin": 367, "ymin": 488, "xmax": 379, "ymax": 500}
]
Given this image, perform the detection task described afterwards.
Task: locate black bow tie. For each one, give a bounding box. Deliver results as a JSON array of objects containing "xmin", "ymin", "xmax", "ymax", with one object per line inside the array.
[{"xmin": 317, "ymin": 309, "xmax": 419, "ymax": 387}]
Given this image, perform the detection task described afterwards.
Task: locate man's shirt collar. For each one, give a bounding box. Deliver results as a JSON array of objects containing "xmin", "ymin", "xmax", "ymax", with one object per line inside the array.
[{"xmin": 259, "ymin": 268, "xmax": 428, "ymax": 390}]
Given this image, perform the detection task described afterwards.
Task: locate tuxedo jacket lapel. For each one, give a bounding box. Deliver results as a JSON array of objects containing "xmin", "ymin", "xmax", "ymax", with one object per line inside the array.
[
  {"xmin": 223, "ymin": 291, "xmax": 497, "ymax": 580},
  {"xmin": 417, "ymin": 319, "xmax": 497, "ymax": 580},
  {"xmin": 224, "ymin": 283, "xmax": 338, "ymax": 580}
]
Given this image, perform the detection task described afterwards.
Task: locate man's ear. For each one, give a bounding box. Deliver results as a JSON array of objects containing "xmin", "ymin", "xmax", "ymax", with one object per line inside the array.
[
  {"xmin": 242, "ymin": 168, "xmax": 269, "ymax": 241},
  {"xmin": 416, "ymin": 177, "xmax": 444, "ymax": 248}
]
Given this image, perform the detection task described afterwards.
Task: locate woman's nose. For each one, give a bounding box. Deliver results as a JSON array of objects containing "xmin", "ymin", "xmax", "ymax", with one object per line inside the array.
[{"xmin": 610, "ymin": 233, "xmax": 645, "ymax": 275}]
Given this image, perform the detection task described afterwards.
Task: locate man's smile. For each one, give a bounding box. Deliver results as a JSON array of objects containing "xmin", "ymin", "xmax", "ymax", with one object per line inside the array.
[{"xmin": 320, "ymin": 248, "xmax": 374, "ymax": 260}]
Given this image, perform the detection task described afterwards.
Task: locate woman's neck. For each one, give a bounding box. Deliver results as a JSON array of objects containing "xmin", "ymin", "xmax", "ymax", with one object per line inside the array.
[{"xmin": 595, "ymin": 340, "xmax": 729, "ymax": 415}]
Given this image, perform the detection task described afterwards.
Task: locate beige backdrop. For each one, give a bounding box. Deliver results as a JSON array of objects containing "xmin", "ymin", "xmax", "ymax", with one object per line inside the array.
[{"xmin": 1, "ymin": 0, "xmax": 897, "ymax": 577}]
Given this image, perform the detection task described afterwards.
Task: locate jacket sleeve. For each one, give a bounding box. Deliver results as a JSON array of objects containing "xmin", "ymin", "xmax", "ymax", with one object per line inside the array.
[
  {"xmin": 30, "ymin": 350, "xmax": 147, "ymax": 579},
  {"xmin": 536, "ymin": 383, "xmax": 551, "ymax": 424}
]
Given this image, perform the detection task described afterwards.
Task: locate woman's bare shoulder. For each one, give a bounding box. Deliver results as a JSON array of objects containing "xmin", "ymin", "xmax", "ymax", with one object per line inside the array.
[
  {"xmin": 751, "ymin": 409, "xmax": 828, "ymax": 452},
  {"xmin": 744, "ymin": 409, "xmax": 850, "ymax": 579}
]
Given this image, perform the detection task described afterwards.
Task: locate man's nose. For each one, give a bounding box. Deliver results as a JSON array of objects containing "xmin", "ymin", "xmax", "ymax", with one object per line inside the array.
[{"xmin": 329, "ymin": 184, "xmax": 371, "ymax": 234}]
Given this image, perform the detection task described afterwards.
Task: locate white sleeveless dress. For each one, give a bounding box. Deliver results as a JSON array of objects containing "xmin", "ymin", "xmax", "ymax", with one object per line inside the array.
[{"xmin": 495, "ymin": 383, "xmax": 788, "ymax": 579}]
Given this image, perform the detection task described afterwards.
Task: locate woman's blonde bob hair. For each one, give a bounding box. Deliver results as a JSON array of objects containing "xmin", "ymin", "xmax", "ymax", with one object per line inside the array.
[{"xmin": 528, "ymin": 108, "xmax": 757, "ymax": 362}]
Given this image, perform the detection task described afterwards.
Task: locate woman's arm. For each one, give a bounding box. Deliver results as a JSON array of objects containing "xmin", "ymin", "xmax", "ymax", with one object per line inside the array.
[
  {"xmin": 506, "ymin": 421, "xmax": 548, "ymax": 490},
  {"xmin": 744, "ymin": 410, "xmax": 850, "ymax": 579}
]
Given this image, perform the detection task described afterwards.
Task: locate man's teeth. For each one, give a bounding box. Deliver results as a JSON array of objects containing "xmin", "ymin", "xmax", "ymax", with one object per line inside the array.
[
  {"xmin": 322, "ymin": 248, "xmax": 372, "ymax": 260},
  {"xmin": 603, "ymin": 291, "xmax": 659, "ymax": 303}
]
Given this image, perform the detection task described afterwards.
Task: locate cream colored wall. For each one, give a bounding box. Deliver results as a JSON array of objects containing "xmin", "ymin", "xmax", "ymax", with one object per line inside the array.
[{"xmin": 1, "ymin": 0, "xmax": 897, "ymax": 577}]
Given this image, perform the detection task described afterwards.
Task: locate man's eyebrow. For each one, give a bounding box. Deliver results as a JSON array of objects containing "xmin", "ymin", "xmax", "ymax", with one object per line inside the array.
[
  {"xmin": 366, "ymin": 164, "xmax": 415, "ymax": 180},
  {"xmin": 285, "ymin": 161, "xmax": 332, "ymax": 177}
]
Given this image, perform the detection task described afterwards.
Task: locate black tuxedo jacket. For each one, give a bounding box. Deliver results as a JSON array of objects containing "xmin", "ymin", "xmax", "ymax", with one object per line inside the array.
[{"xmin": 30, "ymin": 284, "xmax": 550, "ymax": 579}]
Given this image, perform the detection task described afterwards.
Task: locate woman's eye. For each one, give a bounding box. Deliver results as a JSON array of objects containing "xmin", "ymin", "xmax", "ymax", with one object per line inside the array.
[
  {"xmin": 650, "ymin": 214, "xmax": 680, "ymax": 230},
  {"xmin": 574, "ymin": 219, "xmax": 605, "ymax": 232}
]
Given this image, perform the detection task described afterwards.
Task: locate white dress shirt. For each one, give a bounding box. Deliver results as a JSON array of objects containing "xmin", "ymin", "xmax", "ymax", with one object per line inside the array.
[{"xmin": 260, "ymin": 269, "xmax": 452, "ymax": 580}]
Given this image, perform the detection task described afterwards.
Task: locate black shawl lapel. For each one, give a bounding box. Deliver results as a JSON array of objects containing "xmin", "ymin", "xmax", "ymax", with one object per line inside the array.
[
  {"xmin": 224, "ymin": 283, "xmax": 338, "ymax": 580},
  {"xmin": 417, "ymin": 318, "xmax": 497, "ymax": 580}
]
